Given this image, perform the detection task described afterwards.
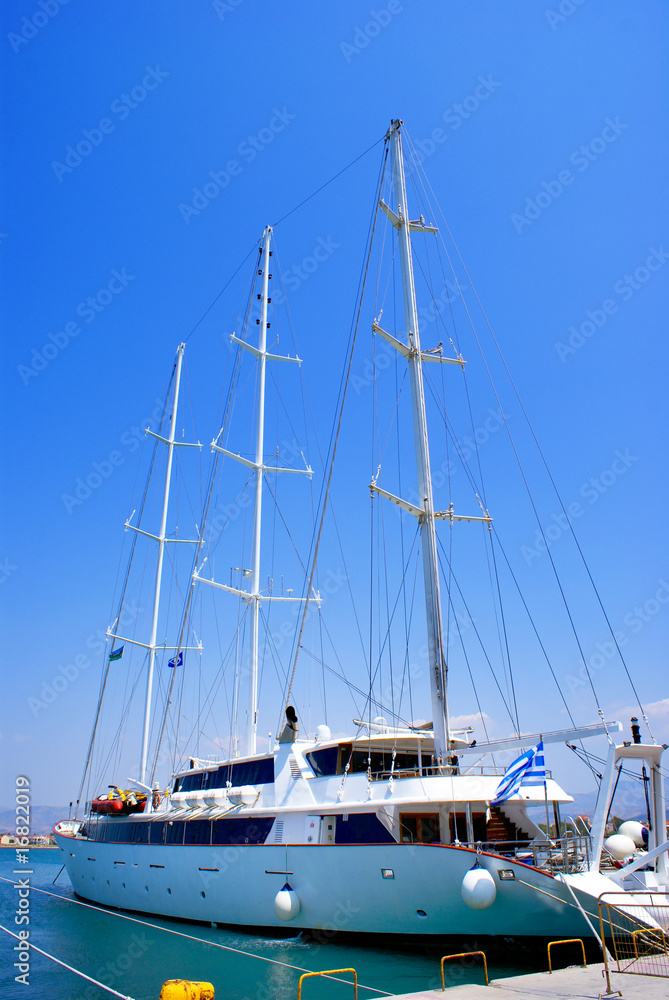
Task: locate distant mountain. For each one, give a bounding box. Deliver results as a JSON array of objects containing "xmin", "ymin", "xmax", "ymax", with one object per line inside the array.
[{"xmin": 0, "ymin": 806, "xmax": 70, "ymax": 835}]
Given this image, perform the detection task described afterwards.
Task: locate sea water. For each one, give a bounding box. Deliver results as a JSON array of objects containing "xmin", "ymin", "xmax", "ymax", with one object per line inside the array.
[{"xmin": 0, "ymin": 849, "xmax": 529, "ymax": 999}]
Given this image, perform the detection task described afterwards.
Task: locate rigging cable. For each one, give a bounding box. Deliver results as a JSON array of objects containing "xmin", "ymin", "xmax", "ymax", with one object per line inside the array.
[
  {"xmin": 282, "ymin": 143, "xmax": 389, "ymax": 719},
  {"xmin": 405, "ymin": 137, "xmax": 650, "ymax": 738}
]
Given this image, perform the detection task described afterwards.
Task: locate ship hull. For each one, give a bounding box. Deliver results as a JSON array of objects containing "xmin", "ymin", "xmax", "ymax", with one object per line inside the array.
[{"xmin": 54, "ymin": 831, "xmax": 606, "ymax": 939}]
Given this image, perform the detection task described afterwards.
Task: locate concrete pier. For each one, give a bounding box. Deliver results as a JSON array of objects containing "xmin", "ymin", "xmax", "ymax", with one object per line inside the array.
[{"xmin": 388, "ymin": 963, "xmax": 667, "ymax": 999}]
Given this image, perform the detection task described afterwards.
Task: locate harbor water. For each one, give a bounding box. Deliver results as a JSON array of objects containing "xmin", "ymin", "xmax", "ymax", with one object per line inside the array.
[{"xmin": 1, "ymin": 849, "xmax": 532, "ymax": 999}]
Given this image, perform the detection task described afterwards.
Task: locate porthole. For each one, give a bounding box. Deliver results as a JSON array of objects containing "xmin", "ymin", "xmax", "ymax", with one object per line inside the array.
[
  {"xmin": 106, "ymin": 880, "xmax": 110, "ymax": 886},
  {"xmin": 144, "ymin": 885, "xmax": 149, "ymax": 892},
  {"xmin": 167, "ymin": 887, "xmax": 172, "ymax": 894},
  {"xmin": 416, "ymin": 909, "xmax": 427, "ymax": 918},
  {"xmin": 122, "ymin": 882, "xmax": 126, "ymax": 889},
  {"xmin": 201, "ymin": 891, "xmax": 206, "ymax": 899}
]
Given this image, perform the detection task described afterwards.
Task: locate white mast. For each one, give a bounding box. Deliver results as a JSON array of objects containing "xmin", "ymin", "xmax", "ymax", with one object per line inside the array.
[
  {"xmin": 108, "ymin": 343, "xmax": 202, "ymax": 786},
  {"xmin": 138, "ymin": 344, "xmax": 184, "ymax": 784},
  {"xmin": 248, "ymin": 227, "xmax": 271, "ymax": 755},
  {"xmin": 195, "ymin": 226, "xmax": 316, "ymax": 756},
  {"xmin": 388, "ymin": 123, "xmax": 450, "ymax": 762},
  {"xmin": 371, "ymin": 121, "xmax": 491, "ymax": 763}
]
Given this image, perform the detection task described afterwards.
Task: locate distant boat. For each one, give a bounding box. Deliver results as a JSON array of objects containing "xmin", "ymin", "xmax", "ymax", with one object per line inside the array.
[{"xmin": 55, "ymin": 120, "xmax": 667, "ymax": 943}]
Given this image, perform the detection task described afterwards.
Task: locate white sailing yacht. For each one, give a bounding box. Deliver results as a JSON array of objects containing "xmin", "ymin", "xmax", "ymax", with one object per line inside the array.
[{"xmin": 55, "ymin": 121, "xmax": 667, "ymax": 943}]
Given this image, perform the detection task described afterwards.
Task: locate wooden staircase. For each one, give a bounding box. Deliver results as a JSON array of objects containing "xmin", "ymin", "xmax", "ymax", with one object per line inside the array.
[{"xmin": 486, "ymin": 806, "xmax": 529, "ymax": 845}]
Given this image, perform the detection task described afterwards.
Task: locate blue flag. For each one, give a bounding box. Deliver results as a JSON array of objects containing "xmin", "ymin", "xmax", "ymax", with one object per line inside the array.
[
  {"xmin": 108, "ymin": 646, "xmax": 124, "ymax": 662},
  {"xmin": 168, "ymin": 651, "xmax": 183, "ymax": 669},
  {"xmin": 492, "ymin": 741, "xmax": 545, "ymax": 805}
]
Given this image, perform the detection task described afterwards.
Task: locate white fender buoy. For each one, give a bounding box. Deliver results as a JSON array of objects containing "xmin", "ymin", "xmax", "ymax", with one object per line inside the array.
[
  {"xmin": 461, "ymin": 864, "xmax": 497, "ymax": 910},
  {"xmin": 618, "ymin": 821, "xmax": 647, "ymax": 847},
  {"xmin": 604, "ymin": 834, "xmax": 636, "ymax": 860},
  {"xmin": 274, "ymin": 883, "xmax": 300, "ymax": 921}
]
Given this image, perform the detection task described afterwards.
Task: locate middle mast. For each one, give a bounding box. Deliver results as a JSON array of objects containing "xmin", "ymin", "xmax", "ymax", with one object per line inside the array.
[{"xmin": 195, "ymin": 226, "xmax": 315, "ymax": 755}]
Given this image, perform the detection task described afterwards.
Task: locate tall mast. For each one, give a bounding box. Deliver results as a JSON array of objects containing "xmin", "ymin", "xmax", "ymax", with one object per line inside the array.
[
  {"xmin": 106, "ymin": 343, "xmax": 202, "ymax": 788},
  {"xmin": 248, "ymin": 227, "xmax": 272, "ymax": 754},
  {"xmin": 195, "ymin": 226, "xmax": 315, "ymax": 756},
  {"xmin": 139, "ymin": 344, "xmax": 184, "ymax": 784},
  {"xmin": 387, "ymin": 122, "xmax": 450, "ymax": 763}
]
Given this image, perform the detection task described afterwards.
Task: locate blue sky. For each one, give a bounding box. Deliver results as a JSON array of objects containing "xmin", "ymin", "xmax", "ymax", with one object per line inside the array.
[{"xmin": 1, "ymin": 1, "xmax": 668, "ymax": 810}]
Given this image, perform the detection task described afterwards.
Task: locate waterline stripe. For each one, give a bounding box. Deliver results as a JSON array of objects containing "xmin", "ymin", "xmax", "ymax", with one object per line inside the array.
[
  {"xmin": 0, "ymin": 922, "xmax": 135, "ymax": 998},
  {"xmin": 0, "ymin": 877, "xmax": 392, "ymax": 996}
]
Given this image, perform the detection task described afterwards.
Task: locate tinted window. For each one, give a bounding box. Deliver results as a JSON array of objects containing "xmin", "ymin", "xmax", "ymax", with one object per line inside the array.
[
  {"xmin": 174, "ymin": 756, "xmax": 275, "ymax": 793},
  {"xmin": 211, "ymin": 816, "xmax": 274, "ymax": 846},
  {"xmin": 150, "ymin": 822, "xmax": 165, "ymax": 845},
  {"xmin": 185, "ymin": 820, "xmax": 211, "ymax": 845},
  {"xmin": 336, "ymin": 813, "xmax": 396, "ymax": 844},
  {"xmin": 165, "ymin": 821, "xmax": 184, "ymax": 845},
  {"xmin": 306, "ymin": 746, "xmax": 340, "ymax": 777}
]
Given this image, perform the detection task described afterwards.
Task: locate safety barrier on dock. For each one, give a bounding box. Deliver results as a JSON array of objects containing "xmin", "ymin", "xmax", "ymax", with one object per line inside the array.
[
  {"xmin": 297, "ymin": 968, "xmax": 358, "ymax": 999},
  {"xmin": 546, "ymin": 938, "xmax": 586, "ymax": 972},
  {"xmin": 598, "ymin": 891, "xmax": 669, "ymax": 982},
  {"xmin": 440, "ymin": 952, "xmax": 488, "ymax": 988}
]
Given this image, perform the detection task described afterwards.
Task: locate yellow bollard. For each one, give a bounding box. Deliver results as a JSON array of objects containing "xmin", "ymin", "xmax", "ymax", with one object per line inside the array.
[{"xmin": 159, "ymin": 981, "xmax": 215, "ymax": 1000}]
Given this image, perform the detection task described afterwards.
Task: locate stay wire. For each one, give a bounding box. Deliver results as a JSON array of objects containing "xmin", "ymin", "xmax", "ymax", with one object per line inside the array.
[
  {"xmin": 272, "ymin": 135, "xmax": 385, "ymax": 228},
  {"xmin": 282, "ymin": 144, "xmax": 389, "ymax": 718}
]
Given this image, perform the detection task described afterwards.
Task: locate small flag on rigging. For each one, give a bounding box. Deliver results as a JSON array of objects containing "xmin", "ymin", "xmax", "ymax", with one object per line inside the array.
[
  {"xmin": 491, "ymin": 740, "xmax": 545, "ymax": 805},
  {"xmin": 108, "ymin": 646, "xmax": 124, "ymax": 662},
  {"xmin": 168, "ymin": 651, "xmax": 183, "ymax": 669}
]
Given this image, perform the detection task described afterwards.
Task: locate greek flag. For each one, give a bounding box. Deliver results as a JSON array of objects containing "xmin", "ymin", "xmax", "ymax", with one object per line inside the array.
[
  {"xmin": 168, "ymin": 651, "xmax": 183, "ymax": 669},
  {"xmin": 492, "ymin": 741, "xmax": 545, "ymax": 805}
]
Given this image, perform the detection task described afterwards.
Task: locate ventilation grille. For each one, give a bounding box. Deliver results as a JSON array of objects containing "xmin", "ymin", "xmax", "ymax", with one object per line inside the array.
[
  {"xmin": 289, "ymin": 757, "xmax": 301, "ymax": 780},
  {"xmin": 273, "ymin": 819, "xmax": 284, "ymax": 844}
]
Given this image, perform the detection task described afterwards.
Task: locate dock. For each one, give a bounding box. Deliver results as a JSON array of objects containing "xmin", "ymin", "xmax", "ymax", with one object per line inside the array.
[{"xmin": 388, "ymin": 963, "xmax": 666, "ymax": 999}]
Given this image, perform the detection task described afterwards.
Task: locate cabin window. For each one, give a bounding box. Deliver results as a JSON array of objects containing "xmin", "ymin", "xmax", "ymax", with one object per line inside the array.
[
  {"xmin": 306, "ymin": 746, "xmax": 340, "ymax": 776},
  {"xmin": 306, "ymin": 745, "xmax": 424, "ymax": 779},
  {"xmin": 400, "ymin": 813, "xmax": 440, "ymax": 844},
  {"xmin": 335, "ymin": 813, "xmax": 396, "ymax": 845},
  {"xmin": 449, "ymin": 812, "xmax": 487, "ymax": 843},
  {"xmin": 185, "ymin": 820, "xmax": 211, "ymax": 845},
  {"xmin": 165, "ymin": 821, "xmax": 185, "ymax": 845},
  {"xmin": 174, "ymin": 756, "xmax": 275, "ymax": 793},
  {"xmin": 150, "ymin": 822, "xmax": 166, "ymax": 845},
  {"xmin": 211, "ymin": 817, "xmax": 274, "ymax": 846}
]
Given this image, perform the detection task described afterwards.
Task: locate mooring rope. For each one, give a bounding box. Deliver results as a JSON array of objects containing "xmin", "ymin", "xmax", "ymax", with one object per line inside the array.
[
  {"xmin": 0, "ymin": 877, "xmax": 392, "ymax": 996},
  {"xmin": 0, "ymin": 922, "xmax": 135, "ymax": 998}
]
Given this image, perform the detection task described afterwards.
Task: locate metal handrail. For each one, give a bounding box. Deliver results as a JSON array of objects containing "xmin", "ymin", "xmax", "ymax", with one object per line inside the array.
[
  {"xmin": 440, "ymin": 951, "xmax": 488, "ymax": 988},
  {"xmin": 547, "ymin": 938, "xmax": 586, "ymax": 972},
  {"xmin": 297, "ymin": 968, "xmax": 357, "ymax": 1000}
]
